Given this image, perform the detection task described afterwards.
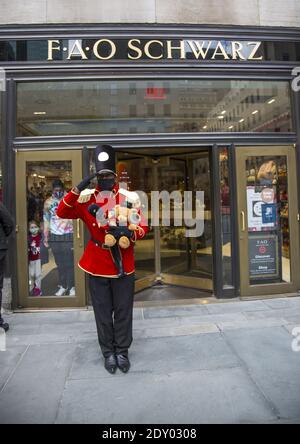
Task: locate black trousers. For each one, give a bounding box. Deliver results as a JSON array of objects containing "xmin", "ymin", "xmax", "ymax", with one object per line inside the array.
[
  {"xmin": 89, "ymin": 273, "xmax": 135, "ymax": 358},
  {"xmin": 50, "ymin": 240, "xmax": 75, "ymax": 289},
  {"xmin": 0, "ymin": 249, "xmax": 7, "ymax": 324}
]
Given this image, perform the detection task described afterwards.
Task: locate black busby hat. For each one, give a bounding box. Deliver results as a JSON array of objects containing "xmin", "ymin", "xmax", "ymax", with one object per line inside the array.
[{"xmin": 95, "ymin": 144, "xmax": 116, "ymax": 176}]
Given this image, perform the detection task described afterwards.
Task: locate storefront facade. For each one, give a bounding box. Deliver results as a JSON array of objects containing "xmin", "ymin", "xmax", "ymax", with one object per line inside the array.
[{"xmin": 0, "ymin": 24, "xmax": 300, "ymax": 308}]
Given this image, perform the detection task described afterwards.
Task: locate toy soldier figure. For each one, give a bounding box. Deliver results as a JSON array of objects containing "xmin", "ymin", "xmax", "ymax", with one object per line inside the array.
[{"xmin": 56, "ymin": 145, "xmax": 148, "ymax": 374}]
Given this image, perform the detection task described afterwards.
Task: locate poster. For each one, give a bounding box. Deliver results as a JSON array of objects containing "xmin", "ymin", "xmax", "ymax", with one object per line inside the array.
[
  {"xmin": 249, "ymin": 234, "xmax": 279, "ymax": 279},
  {"xmin": 247, "ymin": 186, "xmax": 277, "ymax": 231}
]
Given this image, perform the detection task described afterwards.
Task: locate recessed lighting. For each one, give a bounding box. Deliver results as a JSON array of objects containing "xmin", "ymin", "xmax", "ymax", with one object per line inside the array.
[
  {"xmin": 228, "ymin": 125, "xmax": 234, "ymax": 129},
  {"xmin": 203, "ymin": 125, "xmax": 207, "ymax": 129},
  {"xmin": 252, "ymin": 110, "xmax": 258, "ymax": 115},
  {"xmin": 218, "ymin": 115, "xmax": 224, "ymax": 119},
  {"xmin": 268, "ymin": 98, "xmax": 275, "ymax": 104},
  {"xmin": 221, "ymin": 110, "xmax": 227, "ymax": 114},
  {"xmin": 239, "ymin": 118, "xmax": 244, "ymax": 123}
]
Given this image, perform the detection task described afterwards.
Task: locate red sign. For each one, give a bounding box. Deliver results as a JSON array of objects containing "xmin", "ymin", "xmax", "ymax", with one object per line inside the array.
[{"xmin": 145, "ymin": 87, "xmax": 166, "ymax": 100}]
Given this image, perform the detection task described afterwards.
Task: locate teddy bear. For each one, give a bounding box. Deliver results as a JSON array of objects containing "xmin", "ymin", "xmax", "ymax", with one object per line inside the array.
[
  {"xmin": 257, "ymin": 160, "xmax": 277, "ymax": 184},
  {"xmin": 101, "ymin": 189, "xmax": 143, "ymax": 249}
]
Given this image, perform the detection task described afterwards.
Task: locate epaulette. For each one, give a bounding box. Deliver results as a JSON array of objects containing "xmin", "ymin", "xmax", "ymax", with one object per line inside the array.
[{"xmin": 78, "ymin": 188, "xmax": 95, "ymax": 204}]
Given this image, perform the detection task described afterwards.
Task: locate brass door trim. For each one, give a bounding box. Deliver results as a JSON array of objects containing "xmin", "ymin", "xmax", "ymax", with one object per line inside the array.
[
  {"xmin": 236, "ymin": 145, "xmax": 300, "ymax": 297},
  {"xmin": 15, "ymin": 150, "xmax": 86, "ymax": 308},
  {"xmin": 161, "ymin": 273, "xmax": 213, "ymax": 291},
  {"xmin": 134, "ymin": 274, "xmax": 157, "ymax": 293}
]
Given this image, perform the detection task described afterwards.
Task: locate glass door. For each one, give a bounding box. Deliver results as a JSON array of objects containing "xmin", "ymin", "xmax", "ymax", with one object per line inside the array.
[
  {"xmin": 236, "ymin": 145, "xmax": 300, "ymax": 297},
  {"xmin": 116, "ymin": 149, "xmax": 213, "ymax": 292},
  {"xmin": 15, "ymin": 150, "xmax": 86, "ymax": 308},
  {"xmin": 158, "ymin": 153, "xmax": 213, "ymax": 291}
]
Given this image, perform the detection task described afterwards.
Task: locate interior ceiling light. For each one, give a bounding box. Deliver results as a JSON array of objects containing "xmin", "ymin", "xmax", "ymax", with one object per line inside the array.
[
  {"xmin": 268, "ymin": 98, "xmax": 275, "ymax": 104},
  {"xmin": 218, "ymin": 115, "xmax": 224, "ymax": 119},
  {"xmin": 228, "ymin": 125, "xmax": 234, "ymax": 129},
  {"xmin": 33, "ymin": 111, "xmax": 46, "ymax": 115},
  {"xmin": 239, "ymin": 118, "xmax": 244, "ymax": 123},
  {"xmin": 221, "ymin": 110, "xmax": 227, "ymax": 114},
  {"xmin": 252, "ymin": 110, "xmax": 258, "ymax": 114}
]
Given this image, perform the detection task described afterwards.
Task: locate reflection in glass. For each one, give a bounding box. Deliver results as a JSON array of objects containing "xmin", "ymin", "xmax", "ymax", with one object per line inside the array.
[
  {"xmin": 26, "ymin": 161, "xmax": 76, "ymax": 297},
  {"xmin": 219, "ymin": 148, "xmax": 232, "ymax": 287},
  {"xmin": 245, "ymin": 155, "xmax": 290, "ymax": 284},
  {"xmin": 17, "ymin": 79, "xmax": 292, "ymax": 136}
]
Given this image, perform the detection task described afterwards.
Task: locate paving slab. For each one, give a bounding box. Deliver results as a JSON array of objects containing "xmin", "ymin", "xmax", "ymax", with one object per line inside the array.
[
  {"xmin": 206, "ymin": 300, "xmax": 266, "ymax": 315},
  {"xmin": 9, "ymin": 311, "xmax": 81, "ymax": 325},
  {"xmin": 69, "ymin": 333, "xmax": 240, "ymax": 381},
  {"xmin": 244, "ymin": 308, "xmax": 300, "ymax": 322},
  {"xmin": 143, "ymin": 305, "xmax": 209, "ymax": 319},
  {"xmin": 0, "ymin": 343, "xmax": 76, "ymax": 424},
  {"xmin": 223, "ymin": 326, "xmax": 300, "ymax": 420},
  {"xmin": 262, "ymin": 297, "xmax": 300, "ymax": 310},
  {"xmin": 0, "ymin": 345, "xmax": 28, "ymax": 391},
  {"xmin": 217, "ymin": 317, "xmax": 287, "ymax": 331},
  {"xmin": 56, "ymin": 367, "xmax": 276, "ymax": 424},
  {"xmin": 135, "ymin": 323, "xmax": 219, "ymax": 339}
]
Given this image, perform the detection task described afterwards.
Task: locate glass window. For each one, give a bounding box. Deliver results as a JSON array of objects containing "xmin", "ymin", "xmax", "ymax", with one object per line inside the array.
[
  {"xmin": 16, "ymin": 79, "xmax": 293, "ymax": 136},
  {"xmin": 245, "ymin": 155, "xmax": 290, "ymax": 284},
  {"xmin": 219, "ymin": 148, "xmax": 232, "ymax": 287},
  {"xmin": 26, "ymin": 161, "xmax": 76, "ymax": 297}
]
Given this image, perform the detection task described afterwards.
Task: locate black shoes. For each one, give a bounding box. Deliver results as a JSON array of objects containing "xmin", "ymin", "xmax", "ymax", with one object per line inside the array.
[
  {"xmin": 104, "ymin": 353, "xmax": 131, "ymax": 374},
  {"xmin": 104, "ymin": 354, "xmax": 117, "ymax": 374},
  {"xmin": 116, "ymin": 354, "xmax": 131, "ymax": 373}
]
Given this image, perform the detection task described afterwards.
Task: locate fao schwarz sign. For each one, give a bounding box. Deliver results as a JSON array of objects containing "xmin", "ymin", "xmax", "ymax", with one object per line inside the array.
[{"xmin": 47, "ymin": 39, "xmax": 263, "ymax": 61}]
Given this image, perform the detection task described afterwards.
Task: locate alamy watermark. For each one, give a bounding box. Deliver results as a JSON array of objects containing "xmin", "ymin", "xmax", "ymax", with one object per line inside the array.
[
  {"xmin": 291, "ymin": 326, "xmax": 300, "ymax": 352},
  {"xmin": 94, "ymin": 185, "xmax": 205, "ymax": 238},
  {"xmin": 292, "ymin": 67, "xmax": 300, "ymax": 92}
]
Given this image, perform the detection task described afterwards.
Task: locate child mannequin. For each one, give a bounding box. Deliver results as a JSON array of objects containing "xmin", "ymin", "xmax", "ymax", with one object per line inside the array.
[{"xmin": 28, "ymin": 221, "xmax": 42, "ymax": 296}]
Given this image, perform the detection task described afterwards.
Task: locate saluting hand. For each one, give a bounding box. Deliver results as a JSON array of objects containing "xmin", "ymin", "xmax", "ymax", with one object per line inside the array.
[{"xmin": 75, "ymin": 173, "xmax": 97, "ymax": 193}]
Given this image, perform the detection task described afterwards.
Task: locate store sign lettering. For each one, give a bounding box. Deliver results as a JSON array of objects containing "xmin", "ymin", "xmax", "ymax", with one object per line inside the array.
[{"xmin": 47, "ymin": 39, "xmax": 263, "ymax": 61}]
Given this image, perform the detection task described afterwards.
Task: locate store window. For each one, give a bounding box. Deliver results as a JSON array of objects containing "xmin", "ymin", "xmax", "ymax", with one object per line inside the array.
[
  {"xmin": 16, "ymin": 79, "xmax": 293, "ymax": 136},
  {"xmin": 26, "ymin": 161, "xmax": 75, "ymax": 297},
  {"xmin": 245, "ymin": 155, "xmax": 291, "ymax": 284}
]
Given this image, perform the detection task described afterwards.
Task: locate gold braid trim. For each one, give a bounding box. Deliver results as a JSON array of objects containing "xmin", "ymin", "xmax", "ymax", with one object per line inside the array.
[{"xmin": 63, "ymin": 198, "xmax": 73, "ymax": 208}]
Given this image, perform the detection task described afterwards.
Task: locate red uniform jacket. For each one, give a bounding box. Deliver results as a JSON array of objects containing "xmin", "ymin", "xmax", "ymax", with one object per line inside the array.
[{"xmin": 56, "ymin": 185, "xmax": 148, "ymax": 277}]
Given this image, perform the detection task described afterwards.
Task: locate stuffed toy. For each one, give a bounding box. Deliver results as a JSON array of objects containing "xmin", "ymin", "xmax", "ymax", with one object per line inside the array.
[
  {"xmin": 257, "ymin": 160, "xmax": 277, "ymax": 183},
  {"xmin": 102, "ymin": 189, "xmax": 143, "ymax": 249}
]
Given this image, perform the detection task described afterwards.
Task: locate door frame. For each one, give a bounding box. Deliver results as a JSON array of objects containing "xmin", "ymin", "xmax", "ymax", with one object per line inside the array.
[
  {"xmin": 236, "ymin": 144, "xmax": 300, "ymax": 297},
  {"xmin": 15, "ymin": 149, "xmax": 86, "ymax": 308}
]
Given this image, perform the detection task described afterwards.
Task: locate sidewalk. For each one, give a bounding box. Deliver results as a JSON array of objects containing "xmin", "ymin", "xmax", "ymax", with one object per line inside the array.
[{"xmin": 0, "ymin": 294, "xmax": 300, "ymax": 424}]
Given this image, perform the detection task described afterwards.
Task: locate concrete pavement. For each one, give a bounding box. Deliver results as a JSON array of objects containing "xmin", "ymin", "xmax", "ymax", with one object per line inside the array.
[{"xmin": 0, "ymin": 294, "xmax": 300, "ymax": 424}]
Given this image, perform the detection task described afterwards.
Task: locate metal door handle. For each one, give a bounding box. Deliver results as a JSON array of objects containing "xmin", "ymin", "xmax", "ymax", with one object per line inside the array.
[
  {"xmin": 76, "ymin": 219, "xmax": 81, "ymax": 239},
  {"xmin": 241, "ymin": 211, "xmax": 246, "ymax": 232}
]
